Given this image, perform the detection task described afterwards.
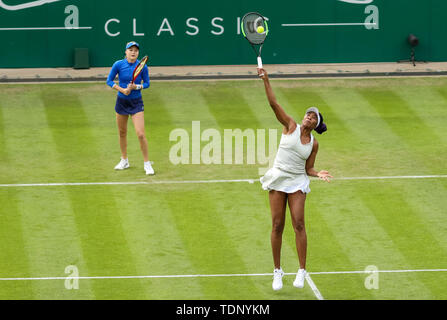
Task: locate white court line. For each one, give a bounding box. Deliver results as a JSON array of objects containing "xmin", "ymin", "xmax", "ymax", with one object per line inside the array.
[
  {"xmin": 1, "ymin": 268, "xmax": 446, "ymax": 281},
  {"xmin": 309, "ymin": 268, "xmax": 447, "ymax": 275},
  {"xmin": 282, "ymin": 23, "xmax": 376, "ymax": 27},
  {"xmin": 0, "ymin": 27, "xmax": 93, "ymax": 31},
  {"xmin": 2, "ymin": 268, "xmax": 445, "ymax": 300},
  {"xmin": 0, "ymin": 179, "xmax": 257, "ymax": 188},
  {"xmin": 0, "ymin": 175, "xmax": 446, "ymax": 188},
  {"xmin": 334, "ymin": 175, "xmax": 447, "ymax": 181},
  {"xmin": 305, "ymin": 274, "xmax": 324, "ymax": 300}
]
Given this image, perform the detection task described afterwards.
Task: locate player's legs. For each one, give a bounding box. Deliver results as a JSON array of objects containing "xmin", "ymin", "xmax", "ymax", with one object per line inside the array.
[
  {"xmin": 269, "ymin": 190, "xmax": 288, "ymax": 269},
  {"xmin": 116, "ymin": 113, "xmax": 129, "ymax": 159},
  {"xmin": 131, "ymin": 111, "xmax": 149, "ymax": 162},
  {"xmin": 287, "ymin": 190, "xmax": 307, "ymax": 269}
]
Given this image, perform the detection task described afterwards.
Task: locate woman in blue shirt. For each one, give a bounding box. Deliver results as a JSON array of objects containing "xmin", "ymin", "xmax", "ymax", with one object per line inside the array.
[{"xmin": 107, "ymin": 41, "xmax": 154, "ymax": 175}]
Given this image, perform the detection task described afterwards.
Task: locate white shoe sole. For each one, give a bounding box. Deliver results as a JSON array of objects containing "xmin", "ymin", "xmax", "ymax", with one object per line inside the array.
[
  {"xmin": 272, "ymin": 284, "xmax": 283, "ymax": 291},
  {"xmin": 115, "ymin": 164, "xmax": 130, "ymax": 170},
  {"xmin": 293, "ymin": 275, "xmax": 305, "ymax": 288},
  {"xmin": 272, "ymin": 275, "xmax": 284, "ymax": 290}
]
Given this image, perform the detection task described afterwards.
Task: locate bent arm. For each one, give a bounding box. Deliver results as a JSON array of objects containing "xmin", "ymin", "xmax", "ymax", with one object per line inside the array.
[
  {"xmin": 306, "ymin": 139, "xmax": 332, "ymax": 182},
  {"xmin": 258, "ymin": 68, "xmax": 296, "ymax": 133},
  {"xmin": 128, "ymin": 65, "xmax": 150, "ymax": 91},
  {"xmin": 106, "ymin": 62, "xmax": 119, "ymax": 88},
  {"xmin": 305, "ymin": 140, "xmax": 319, "ymax": 177},
  {"xmin": 107, "ymin": 62, "xmax": 130, "ymax": 96}
]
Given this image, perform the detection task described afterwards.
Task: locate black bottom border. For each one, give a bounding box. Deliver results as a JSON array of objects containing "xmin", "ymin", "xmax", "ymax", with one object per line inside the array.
[{"xmin": 1, "ymin": 299, "xmax": 444, "ymax": 318}]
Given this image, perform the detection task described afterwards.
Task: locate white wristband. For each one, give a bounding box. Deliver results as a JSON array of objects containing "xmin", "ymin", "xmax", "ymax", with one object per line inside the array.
[{"xmin": 136, "ymin": 84, "xmax": 142, "ymax": 90}]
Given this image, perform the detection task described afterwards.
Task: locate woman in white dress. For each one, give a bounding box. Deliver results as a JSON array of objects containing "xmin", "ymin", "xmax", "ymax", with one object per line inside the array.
[{"xmin": 257, "ymin": 68, "xmax": 332, "ymax": 291}]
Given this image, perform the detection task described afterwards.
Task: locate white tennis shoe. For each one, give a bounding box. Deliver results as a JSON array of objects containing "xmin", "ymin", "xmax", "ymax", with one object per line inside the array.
[
  {"xmin": 293, "ymin": 268, "xmax": 306, "ymax": 288},
  {"xmin": 144, "ymin": 161, "xmax": 155, "ymax": 175},
  {"xmin": 114, "ymin": 158, "xmax": 129, "ymax": 170},
  {"xmin": 272, "ymin": 268, "xmax": 284, "ymax": 291}
]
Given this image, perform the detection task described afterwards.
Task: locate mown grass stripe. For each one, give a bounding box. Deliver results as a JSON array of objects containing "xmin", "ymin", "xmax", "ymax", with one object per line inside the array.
[
  {"xmin": 278, "ymin": 86, "xmax": 353, "ymax": 144},
  {"xmin": 110, "ymin": 186, "xmax": 205, "ymax": 299},
  {"xmin": 362, "ymin": 182, "xmax": 447, "ymax": 262},
  {"xmin": 198, "ymin": 83, "xmax": 263, "ymax": 178},
  {"xmin": 75, "ymin": 84, "xmax": 120, "ymax": 175},
  {"xmin": 357, "ymin": 88, "xmax": 443, "ymax": 174},
  {"xmin": 315, "ymin": 182, "xmax": 434, "ymax": 299},
  {"xmin": 276, "ymin": 86, "xmax": 319, "ymax": 123},
  {"xmin": 0, "ymin": 101, "xmax": 6, "ymax": 163},
  {"xmin": 239, "ymin": 84, "xmax": 283, "ymax": 129},
  {"xmin": 436, "ymin": 87, "xmax": 447, "ymax": 104},
  {"xmin": 359, "ymin": 181, "xmax": 447, "ymax": 298},
  {"xmin": 200, "ymin": 84, "xmax": 263, "ymax": 129},
  {"xmin": 318, "ymin": 88, "xmax": 429, "ymax": 176},
  {"xmin": 317, "ymin": 87, "xmax": 400, "ymax": 151},
  {"xmin": 0, "ymin": 88, "xmax": 93, "ymax": 299},
  {"xmin": 142, "ymin": 89, "xmax": 183, "ymax": 179},
  {"xmin": 297, "ymin": 201, "xmax": 376, "ymax": 299},
  {"xmin": 323, "ymin": 86, "xmax": 445, "ymax": 177},
  {"xmin": 395, "ymin": 86, "xmax": 447, "ymax": 145},
  {"xmin": 143, "ymin": 88, "xmax": 175, "ymax": 139},
  {"xmin": 41, "ymin": 87, "xmax": 148, "ymax": 299},
  {"xmin": 156, "ymin": 83, "xmax": 219, "ymax": 128},
  {"xmin": 309, "ymin": 186, "xmax": 395, "ymax": 300},
  {"xmin": 0, "ymin": 189, "xmax": 35, "ymax": 299},
  {"xmin": 0, "ymin": 101, "xmax": 9, "ymax": 186},
  {"xmin": 156, "ymin": 83, "xmax": 231, "ymax": 179},
  {"xmin": 0, "ymin": 89, "xmax": 62, "ymax": 183},
  {"xmin": 162, "ymin": 186, "xmax": 265, "ymax": 299},
  {"xmin": 388, "ymin": 179, "xmax": 447, "ymax": 254},
  {"xmin": 16, "ymin": 189, "xmax": 96, "ymax": 299},
  {"xmin": 239, "ymin": 83, "xmax": 283, "ymax": 177}
]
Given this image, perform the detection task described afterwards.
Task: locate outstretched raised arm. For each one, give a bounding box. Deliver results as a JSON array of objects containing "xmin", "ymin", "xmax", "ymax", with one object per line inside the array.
[{"xmin": 258, "ymin": 68, "xmax": 296, "ymax": 134}]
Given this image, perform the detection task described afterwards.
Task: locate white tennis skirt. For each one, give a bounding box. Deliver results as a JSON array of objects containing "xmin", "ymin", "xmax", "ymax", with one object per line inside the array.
[{"xmin": 260, "ymin": 167, "xmax": 311, "ymax": 194}]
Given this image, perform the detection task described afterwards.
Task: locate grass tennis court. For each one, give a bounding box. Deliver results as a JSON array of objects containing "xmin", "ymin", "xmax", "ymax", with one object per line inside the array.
[{"xmin": 0, "ymin": 77, "xmax": 446, "ymax": 299}]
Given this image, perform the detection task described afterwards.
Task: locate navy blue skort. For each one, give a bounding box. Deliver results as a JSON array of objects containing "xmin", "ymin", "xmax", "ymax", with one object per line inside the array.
[{"xmin": 115, "ymin": 96, "xmax": 144, "ymax": 115}]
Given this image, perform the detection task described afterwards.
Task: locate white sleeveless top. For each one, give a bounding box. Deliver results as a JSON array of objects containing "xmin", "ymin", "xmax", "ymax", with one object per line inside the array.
[{"xmin": 273, "ymin": 125, "xmax": 314, "ymax": 175}]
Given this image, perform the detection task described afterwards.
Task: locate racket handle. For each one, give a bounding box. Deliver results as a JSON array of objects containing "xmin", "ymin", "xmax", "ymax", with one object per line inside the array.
[
  {"xmin": 257, "ymin": 57, "xmax": 264, "ymax": 77},
  {"xmin": 257, "ymin": 56, "xmax": 263, "ymax": 69}
]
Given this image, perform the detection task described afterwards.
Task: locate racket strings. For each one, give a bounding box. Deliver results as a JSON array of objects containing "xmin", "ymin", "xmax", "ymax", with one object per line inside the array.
[
  {"xmin": 241, "ymin": 12, "xmax": 267, "ymax": 69},
  {"xmin": 241, "ymin": 13, "xmax": 267, "ymax": 45}
]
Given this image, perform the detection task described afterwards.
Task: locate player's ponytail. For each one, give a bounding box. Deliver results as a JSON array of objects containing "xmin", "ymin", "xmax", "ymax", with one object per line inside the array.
[{"xmin": 314, "ymin": 113, "xmax": 327, "ymax": 134}]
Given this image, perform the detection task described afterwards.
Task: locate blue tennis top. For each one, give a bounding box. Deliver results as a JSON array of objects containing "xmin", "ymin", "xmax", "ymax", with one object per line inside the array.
[{"xmin": 107, "ymin": 58, "xmax": 150, "ymax": 99}]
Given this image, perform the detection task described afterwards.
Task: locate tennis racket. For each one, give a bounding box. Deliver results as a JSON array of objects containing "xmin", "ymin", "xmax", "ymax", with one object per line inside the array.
[
  {"xmin": 131, "ymin": 55, "xmax": 148, "ymax": 84},
  {"xmin": 241, "ymin": 12, "xmax": 269, "ymax": 74}
]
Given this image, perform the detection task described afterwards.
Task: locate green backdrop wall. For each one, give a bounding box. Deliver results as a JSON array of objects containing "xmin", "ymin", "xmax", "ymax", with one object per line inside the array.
[{"xmin": 0, "ymin": 0, "xmax": 445, "ymax": 67}]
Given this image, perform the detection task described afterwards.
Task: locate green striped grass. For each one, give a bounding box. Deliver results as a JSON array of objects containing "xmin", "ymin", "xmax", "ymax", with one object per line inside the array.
[{"xmin": 0, "ymin": 78, "xmax": 446, "ymax": 299}]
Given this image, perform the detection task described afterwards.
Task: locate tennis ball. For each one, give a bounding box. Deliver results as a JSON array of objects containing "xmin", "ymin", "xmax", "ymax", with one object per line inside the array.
[{"xmin": 257, "ymin": 26, "xmax": 265, "ymax": 34}]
